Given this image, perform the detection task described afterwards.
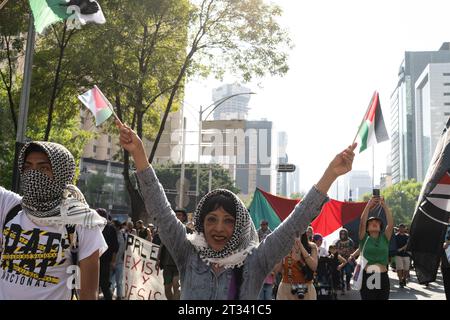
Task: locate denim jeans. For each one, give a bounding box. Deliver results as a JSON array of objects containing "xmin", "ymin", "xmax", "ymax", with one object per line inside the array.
[
  {"xmin": 110, "ymin": 263, "xmax": 124, "ymax": 298},
  {"xmin": 258, "ymin": 283, "xmax": 273, "ymax": 300}
]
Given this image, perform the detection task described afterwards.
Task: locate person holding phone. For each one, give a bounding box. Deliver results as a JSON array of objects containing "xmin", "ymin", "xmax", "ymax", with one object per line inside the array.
[{"xmin": 357, "ymin": 191, "xmax": 394, "ymax": 300}]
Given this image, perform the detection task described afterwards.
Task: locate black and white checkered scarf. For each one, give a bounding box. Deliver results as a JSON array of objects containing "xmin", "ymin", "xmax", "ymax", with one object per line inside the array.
[
  {"xmin": 19, "ymin": 141, "xmax": 106, "ymax": 230},
  {"xmin": 187, "ymin": 189, "xmax": 259, "ymax": 269}
]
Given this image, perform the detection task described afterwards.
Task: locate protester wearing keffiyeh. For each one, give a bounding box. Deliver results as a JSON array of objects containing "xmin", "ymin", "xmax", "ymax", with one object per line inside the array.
[
  {"xmin": 187, "ymin": 189, "xmax": 259, "ymax": 269},
  {"xmin": 18, "ymin": 141, "xmax": 106, "ymax": 260}
]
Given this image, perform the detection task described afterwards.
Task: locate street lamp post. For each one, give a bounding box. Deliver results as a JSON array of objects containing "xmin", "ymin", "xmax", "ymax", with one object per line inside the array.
[{"xmin": 195, "ymin": 92, "xmax": 255, "ymax": 206}]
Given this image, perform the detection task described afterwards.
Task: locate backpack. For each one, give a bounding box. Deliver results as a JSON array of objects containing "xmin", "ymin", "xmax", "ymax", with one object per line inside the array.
[{"xmin": 1, "ymin": 204, "xmax": 79, "ymax": 299}]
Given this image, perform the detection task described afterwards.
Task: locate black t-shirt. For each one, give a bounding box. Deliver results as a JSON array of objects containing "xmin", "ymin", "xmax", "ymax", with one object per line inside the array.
[
  {"xmin": 395, "ymin": 233, "xmax": 410, "ymax": 257},
  {"xmin": 101, "ymin": 224, "xmax": 119, "ymax": 262},
  {"xmin": 138, "ymin": 228, "xmax": 149, "ymax": 239}
]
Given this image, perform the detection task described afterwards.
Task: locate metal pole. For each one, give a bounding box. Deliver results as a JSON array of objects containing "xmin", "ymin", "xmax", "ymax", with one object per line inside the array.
[
  {"xmin": 195, "ymin": 106, "xmax": 202, "ymax": 206},
  {"xmin": 372, "ymin": 145, "xmax": 375, "ymax": 189},
  {"xmin": 12, "ymin": 14, "xmax": 35, "ymax": 192},
  {"xmin": 0, "ymin": 0, "xmax": 9, "ymax": 10},
  {"xmin": 178, "ymin": 117, "xmax": 187, "ymax": 208},
  {"xmin": 208, "ymin": 164, "xmax": 212, "ymax": 192}
]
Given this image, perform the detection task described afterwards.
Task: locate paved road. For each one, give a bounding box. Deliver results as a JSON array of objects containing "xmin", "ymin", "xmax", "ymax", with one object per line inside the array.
[{"xmin": 336, "ymin": 269, "xmax": 446, "ymax": 300}]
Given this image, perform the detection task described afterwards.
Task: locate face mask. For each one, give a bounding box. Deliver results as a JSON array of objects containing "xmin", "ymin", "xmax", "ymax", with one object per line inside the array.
[{"xmin": 21, "ymin": 169, "xmax": 64, "ymax": 214}]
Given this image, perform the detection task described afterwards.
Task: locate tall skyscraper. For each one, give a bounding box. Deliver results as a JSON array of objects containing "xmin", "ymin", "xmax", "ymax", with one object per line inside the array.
[
  {"xmin": 415, "ymin": 62, "xmax": 450, "ymax": 181},
  {"xmin": 202, "ymin": 119, "xmax": 272, "ymax": 195},
  {"xmin": 391, "ymin": 43, "xmax": 450, "ymax": 184},
  {"xmin": 343, "ymin": 171, "xmax": 372, "ymax": 201},
  {"xmin": 212, "ymin": 83, "xmax": 252, "ymax": 120}
]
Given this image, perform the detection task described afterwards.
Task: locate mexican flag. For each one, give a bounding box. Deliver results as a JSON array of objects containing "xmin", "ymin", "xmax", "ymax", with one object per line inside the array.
[
  {"xmin": 29, "ymin": 0, "xmax": 106, "ymax": 34},
  {"xmin": 78, "ymin": 85, "xmax": 113, "ymax": 126},
  {"xmin": 357, "ymin": 91, "xmax": 389, "ymax": 153}
]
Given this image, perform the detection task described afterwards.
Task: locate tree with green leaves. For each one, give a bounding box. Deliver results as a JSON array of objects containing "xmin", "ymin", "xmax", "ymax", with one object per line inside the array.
[
  {"xmin": 149, "ymin": 0, "xmax": 293, "ymax": 162},
  {"xmin": 290, "ymin": 192, "xmax": 305, "ymax": 199},
  {"xmin": 362, "ymin": 180, "xmax": 422, "ymax": 226},
  {"xmin": 0, "ymin": 1, "xmax": 28, "ymax": 189},
  {"xmin": 80, "ymin": 0, "xmax": 292, "ymax": 222},
  {"xmin": 153, "ymin": 162, "xmax": 239, "ymax": 212}
]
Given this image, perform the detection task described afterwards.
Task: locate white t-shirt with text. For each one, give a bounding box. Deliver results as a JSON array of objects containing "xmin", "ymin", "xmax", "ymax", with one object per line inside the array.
[{"xmin": 0, "ymin": 186, "xmax": 107, "ymax": 300}]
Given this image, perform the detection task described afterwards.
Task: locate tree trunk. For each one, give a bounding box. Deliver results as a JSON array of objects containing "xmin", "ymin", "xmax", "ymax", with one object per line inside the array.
[
  {"xmin": 122, "ymin": 149, "xmax": 148, "ymax": 223},
  {"xmin": 148, "ymin": 50, "xmax": 194, "ymax": 163},
  {"xmin": 44, "ymin": 23, "xmax": 68, "ymax": 141}
]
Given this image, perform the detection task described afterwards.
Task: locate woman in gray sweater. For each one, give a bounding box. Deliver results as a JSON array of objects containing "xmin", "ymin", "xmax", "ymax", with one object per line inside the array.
[{"xmin": 117, "ymin": 120, "xmax": 356, "ymax": 299}]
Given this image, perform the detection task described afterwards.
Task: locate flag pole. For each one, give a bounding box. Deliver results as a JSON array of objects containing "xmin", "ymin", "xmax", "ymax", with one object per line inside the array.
[
  {"xmin": 352, "ymin": 91, "xmax": 376, "ymax": 144},
  {"xmin": 12, "ymin": 14, "xmax": 35, "ymax": 192},
  {"xmin": 372, "ymin": 145, "xmax": 375, "ymax": 189}
]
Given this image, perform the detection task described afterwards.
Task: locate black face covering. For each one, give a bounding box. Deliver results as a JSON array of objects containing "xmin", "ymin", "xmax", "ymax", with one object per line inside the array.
[{"xmin": 19, "ymin": 141, "xmax": 75, "ymax": 217}]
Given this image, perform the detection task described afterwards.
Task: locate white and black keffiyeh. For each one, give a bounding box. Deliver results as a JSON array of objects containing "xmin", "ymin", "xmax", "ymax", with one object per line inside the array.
[
  {"xmin": 18, "ymin": 141, "xmax": 106, "ymax": 229},
  {"xmin": 187, "ymin": 189, "xmax": 259, "ymax": 269}
]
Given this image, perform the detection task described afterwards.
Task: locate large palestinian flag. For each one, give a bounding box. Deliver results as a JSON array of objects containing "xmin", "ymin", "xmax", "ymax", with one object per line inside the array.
[
  {"xmin": 248, "ymin": 188, "xmax": 379, "ymax": 247},
  {"xmin": 357, "ymin": 91, "xmax": 389, "ymax": 153},
  {"xmin": 408, "ymin": 119, "xmax": 450, "ymax": 284}
]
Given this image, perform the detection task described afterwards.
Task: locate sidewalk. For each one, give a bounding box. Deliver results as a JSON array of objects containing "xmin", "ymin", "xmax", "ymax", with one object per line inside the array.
[{"xmin": 337, "ymin": 269, "xmax": 446, "ymax": 300}]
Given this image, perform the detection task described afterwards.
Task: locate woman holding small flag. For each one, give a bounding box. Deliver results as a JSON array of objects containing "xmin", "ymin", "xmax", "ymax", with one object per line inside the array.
[{"xmin": 116, "ymin": 120, "xmax": 356, "ymax": 299}]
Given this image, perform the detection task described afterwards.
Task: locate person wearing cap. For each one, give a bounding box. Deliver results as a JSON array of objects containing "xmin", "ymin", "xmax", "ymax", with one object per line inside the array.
[
  {"xmin": 117, "ymin": 120, "xmax": 357, "ymax": 299},
  {"xmin": 135, "ymin": 220, "xmax": 151, "ymax": 241},
  {"xmin": 312, "ymin": 234, "xmax": 328, "ymax": 258},
  {"xmin": 358, "ymin": 195, "xmax": 394, "ymax": 300},
  {"xmin": 394, "ymin": 223, "xmax": 410, "ymax": 288}
]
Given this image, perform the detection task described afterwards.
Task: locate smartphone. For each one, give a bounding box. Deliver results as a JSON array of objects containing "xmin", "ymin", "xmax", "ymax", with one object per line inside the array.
[{"xmin": 373, "ymin": 188, "xmax": 380, "ymax": 197}]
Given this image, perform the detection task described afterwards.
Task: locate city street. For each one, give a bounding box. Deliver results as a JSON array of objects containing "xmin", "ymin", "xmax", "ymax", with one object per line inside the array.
[{"xmin": 338, "ymin": 270, "xmax": 446, "ymax": 300}]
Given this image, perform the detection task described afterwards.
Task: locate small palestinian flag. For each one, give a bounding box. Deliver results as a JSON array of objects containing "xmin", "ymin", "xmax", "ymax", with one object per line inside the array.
[
  {"xmin": 78, "ymin": 85, "xmax": 113, "ymax": 126},
  {"xmin": 29, "ymin": 0, "xmax": 106, "ymax": 34},
  {"xmin": 357, "ymin": 91, "xmax": 389, "ymax": 153}
]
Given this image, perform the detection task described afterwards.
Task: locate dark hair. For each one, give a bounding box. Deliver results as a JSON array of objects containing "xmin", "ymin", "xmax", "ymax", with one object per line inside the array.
[
  {"xmin": 24, "ymin": 143, "xmax": 47, "ymax": 159},
  {"xmin": 112, "ymin": 220, "xmax": 121, "ymax": 228},
  {"xmin": 174, "ymin": 208, "xmax": 188, "ymax": 222},
  {"xmin": 96, "ymin": 208, "xmax": 111, "ymax": 221},
  {"xmin": 300, "ymin": 232, "xmax": 312, "ymax": 254},
  {"xmin": 200, "ymin": 194, "xmax": 236, "ymax": 224},
  {"xmin": 300, "ymin": 233, "xmax": 314, "ymax": 281}
]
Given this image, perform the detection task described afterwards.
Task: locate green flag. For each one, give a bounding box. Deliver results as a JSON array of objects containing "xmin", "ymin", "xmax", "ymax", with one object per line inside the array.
[
  {"xmin": 29, "ymin": 0, "xmax": 106, "ymax": 34},
  {"xmin": 29, "ymin": 0, "xmax": 68, "ymax": 33}
]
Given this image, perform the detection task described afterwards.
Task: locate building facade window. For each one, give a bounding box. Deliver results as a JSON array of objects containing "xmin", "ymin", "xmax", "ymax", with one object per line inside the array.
[{"xmin": 93, "ymin": 145, "xmax": 97, "ymax": 153}]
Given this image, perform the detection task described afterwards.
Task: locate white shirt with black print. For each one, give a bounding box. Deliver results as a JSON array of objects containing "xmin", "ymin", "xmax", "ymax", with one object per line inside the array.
[{"xmin": 0, "ymin": 187, "xmax": 107, "ymax": 300}]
